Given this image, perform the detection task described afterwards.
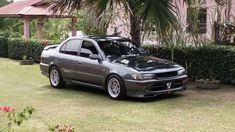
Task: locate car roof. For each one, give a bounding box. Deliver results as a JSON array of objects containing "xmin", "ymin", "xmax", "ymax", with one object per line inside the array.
[
  {"xmin": 88, "ymin": 35, "xmax": 131, "ymax": 42},
  {"xmin": 67, "ymin": 36, "xmax": 132, "ymax": 44}
]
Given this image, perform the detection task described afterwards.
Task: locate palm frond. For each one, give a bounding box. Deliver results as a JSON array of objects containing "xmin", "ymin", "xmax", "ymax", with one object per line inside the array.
[
  {"xmin": 84, "ymin": 0, "xmax": 130, "ymax": 18},
  {"xmin": 139, "ymin": 0, "xmax": 179, "ymax": 37},
  {"xmin": 48, "ymin": 0, "xmax": 180, "ymax": 40},
  {"xmin": 49, "ymin": 0, "xmax": 82, "ymax": 14}
]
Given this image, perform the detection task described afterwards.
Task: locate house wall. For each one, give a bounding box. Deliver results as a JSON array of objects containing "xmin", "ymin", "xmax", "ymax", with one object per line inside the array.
[
  {"xmin": 231, "ymin": 0, "xmax": 235, "ymax": 19},
  {"xmin": 107, "ymin": 0, "xmax": 235, "ymax": 44}
]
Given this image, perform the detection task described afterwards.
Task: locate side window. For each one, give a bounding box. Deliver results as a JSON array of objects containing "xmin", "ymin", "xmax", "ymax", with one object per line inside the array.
[
  {"xmin": 60, "ymin": 39, "xmax": 81, "ymax": 56},
  {"xmin": 80, "ymin": 41, "xmax": 98, "ymax": 58},
  {"xmin": 60, "ymin": 43, "xmax": 67, "ymax": 54}
]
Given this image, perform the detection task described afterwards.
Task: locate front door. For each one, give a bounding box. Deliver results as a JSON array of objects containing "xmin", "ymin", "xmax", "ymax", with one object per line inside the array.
[
  {"xmin": 76, "ymin": 41, "xmax": 105, "ymax": 86},
  {"xmin": 58, "ymin": 39, "xmax": 82, "ymax": 80}
]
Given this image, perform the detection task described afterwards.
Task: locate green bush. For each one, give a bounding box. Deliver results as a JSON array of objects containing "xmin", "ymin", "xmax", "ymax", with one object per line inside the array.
[
  {"xmin": 7, "ymin": 38, "xmax": 58, "ymax": 61},
  {"xmin": 145, "ymin": 45, "xmax": 235, "ymax": 84},
  {"xmin": 2, "ymin": 36, "xmax": 235, "ymax": 84},
  {"xmin": 0, "ymin": 36, "xmax": 8, "ymax": 57}
]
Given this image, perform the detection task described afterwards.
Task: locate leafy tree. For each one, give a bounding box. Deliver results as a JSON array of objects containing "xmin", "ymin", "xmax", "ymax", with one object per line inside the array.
[
  {"xmin": 77, "ymin": 10, "xmax": 111, "ymax": 35},
  {"xmin": 0, "ymin": 0, "xmax": 12, "ymax": 7},
  {"xmin": 28, "ymin": 18, "xmax": 70, "ymax": 40},
  {"xmin": 0, "ymin": 0, "xmax": 23, "ymax": 37},
  {"xmin": 49, "ymin": 0, "xmax": 178, "ymax": 44}
]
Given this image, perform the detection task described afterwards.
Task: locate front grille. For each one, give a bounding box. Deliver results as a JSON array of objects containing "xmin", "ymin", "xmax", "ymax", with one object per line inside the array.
[
  {"xmin": 151, "ymin": 83, "xmax": 165, "ymax": 91},
  {"xmin": 150, "ymin": 80, "xmax": 183, "ymax": 91},
  {"xmin": 155, "ymin": 71, "xmax": 178, "ymax": 78}
]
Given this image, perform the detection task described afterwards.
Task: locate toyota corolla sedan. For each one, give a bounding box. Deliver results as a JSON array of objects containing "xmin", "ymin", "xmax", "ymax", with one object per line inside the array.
[{"xmin": 40, "ymin": 36, "xmax": 188, "ymax": 100}]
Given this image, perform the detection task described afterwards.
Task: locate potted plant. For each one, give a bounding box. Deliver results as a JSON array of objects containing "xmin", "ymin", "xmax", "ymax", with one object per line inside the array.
[
  {"xmin": 19, "ymin": 55, "xmax": 34, "ymax": 65},
  {"xmin": 195, "ymin": 79, "xmax": 221, "ymax": 89}
]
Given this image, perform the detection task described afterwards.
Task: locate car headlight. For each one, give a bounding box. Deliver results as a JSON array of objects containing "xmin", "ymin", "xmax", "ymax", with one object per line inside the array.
[
  {"xmin": 131, "ymin": 73, "xmax": 155, "ymax": 80},
  {"xmin": 178, "ymin": 69, "xmax": 186, "ymax": 76}
]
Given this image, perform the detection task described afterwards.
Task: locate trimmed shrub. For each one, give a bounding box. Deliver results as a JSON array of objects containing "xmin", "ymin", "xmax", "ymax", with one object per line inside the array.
[
  {"xmin": 2, "ymin": 36, "xmax": 235, "ymax": 84},
  {"xmin": 7, "ymin": 38, "xmax": 58, "ymax": 61},
  {"xmin": 145, "ymin": 45, "xmax": 235, "ymax": 84},
  {"xmin": 0, "ymin": 36, "xmax": 8, "ymax": 57}
]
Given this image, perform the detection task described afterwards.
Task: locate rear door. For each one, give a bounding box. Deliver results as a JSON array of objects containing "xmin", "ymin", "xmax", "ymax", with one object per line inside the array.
[{"xmin": 58, "ymin": 39, "xmax": 82, "ymax": 80}]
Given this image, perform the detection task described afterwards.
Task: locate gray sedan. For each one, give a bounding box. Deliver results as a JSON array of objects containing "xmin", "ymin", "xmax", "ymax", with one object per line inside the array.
[{"xmin": 40, "ymin": 36, "xmax": 188, "ymax": 100}]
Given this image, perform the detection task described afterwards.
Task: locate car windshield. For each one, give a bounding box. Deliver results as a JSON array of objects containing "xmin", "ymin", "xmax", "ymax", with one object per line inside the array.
[{"xmin": 98, "ymin": 40, "xmax": 149, "ymax": 60}]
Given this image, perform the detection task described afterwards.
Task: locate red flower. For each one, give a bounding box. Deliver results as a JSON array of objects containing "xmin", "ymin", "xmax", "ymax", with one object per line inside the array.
[{"xmin": 0, "ymin": 106, "xmax": 15, "ymax": 113}]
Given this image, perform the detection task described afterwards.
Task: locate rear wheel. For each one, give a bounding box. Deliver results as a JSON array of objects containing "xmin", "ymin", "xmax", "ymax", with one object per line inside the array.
[
  {"xmin": 49, "ymin": 67, "xmax": 65, "ymax": 88},
  {"xmin": 106, "ymin": 75, "xmax": 126, "ymax": 100}
]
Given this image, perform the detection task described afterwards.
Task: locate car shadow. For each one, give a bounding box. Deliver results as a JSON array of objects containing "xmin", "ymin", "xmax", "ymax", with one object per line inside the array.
[
  {"xmin": 42, "ymin": 83, "xmax": 186, "ymax": 102},
  {"xmin": 126, "ymin": 93, "xmax": 185, "ymax": 103},
  {"xmin": 64, "ymin": 83, "xmax": 107, "ymax": 96}
]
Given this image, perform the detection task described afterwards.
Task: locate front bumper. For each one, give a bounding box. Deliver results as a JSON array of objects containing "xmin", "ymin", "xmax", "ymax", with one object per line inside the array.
[{"xmin": 124, "ymin": 75, "xmax": 188, "ymax": 98}]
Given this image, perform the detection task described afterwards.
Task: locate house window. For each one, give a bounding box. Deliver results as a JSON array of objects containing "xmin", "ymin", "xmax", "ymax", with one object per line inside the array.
[{"xmin": 187, "ymin": 7, "xmax": 207, "ymax": 34}]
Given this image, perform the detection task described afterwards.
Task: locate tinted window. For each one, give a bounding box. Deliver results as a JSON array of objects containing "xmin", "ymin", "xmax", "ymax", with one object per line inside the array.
[
  {"xmin": 60, "ymin": 39, "xmax": 81, "ymax": 56},
  {"xmin": 80, "ymin": 41, "xmax": 98, "ymax": 58},
  {"xmin": 60, "ymin": 43, "xmax": 66, "ymax": 54}
]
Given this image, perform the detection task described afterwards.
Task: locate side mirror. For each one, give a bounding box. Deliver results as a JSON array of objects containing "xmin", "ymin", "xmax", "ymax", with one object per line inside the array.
[{"xmin": 89, "ymin": 54, "xmax": 102, "ymax": 61}]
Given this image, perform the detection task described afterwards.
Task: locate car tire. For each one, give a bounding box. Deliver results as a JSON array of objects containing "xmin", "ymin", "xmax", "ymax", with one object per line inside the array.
[
  {"xmin": 106, "ymin": 75, "xmax": 126, "ymax": 100},
  {"xmin": 49, "ymin": 66, "xmax": 65, "ymax": 88}
]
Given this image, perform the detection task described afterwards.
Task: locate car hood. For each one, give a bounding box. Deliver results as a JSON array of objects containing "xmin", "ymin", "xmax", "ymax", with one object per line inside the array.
[{"xmin": 113, "ymin": 56, "xmax": 181, "ymax": 71}]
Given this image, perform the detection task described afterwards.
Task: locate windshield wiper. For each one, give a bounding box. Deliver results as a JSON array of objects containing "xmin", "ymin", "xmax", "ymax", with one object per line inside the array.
[{"xmin": 121, "ymin": 54, "xmax": 140, "ymax": 58}]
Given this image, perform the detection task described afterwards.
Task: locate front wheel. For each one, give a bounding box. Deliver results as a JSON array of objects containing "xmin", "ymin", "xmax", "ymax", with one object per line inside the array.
[
  {"xmin": 106, "ymin": 75, "xmax": 126, "ymax": 100},
  {"xmin": 49, "ymin": 67, "xmax": 65, "ymax": 88}
]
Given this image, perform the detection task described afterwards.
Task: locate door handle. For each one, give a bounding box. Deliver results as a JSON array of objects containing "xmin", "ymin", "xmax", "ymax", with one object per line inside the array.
[{"xmin": 58, "ymin": 59, "xmax": 62, "ymax": 62}]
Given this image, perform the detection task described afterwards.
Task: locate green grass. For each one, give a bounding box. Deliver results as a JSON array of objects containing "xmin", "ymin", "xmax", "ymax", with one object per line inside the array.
[{"xmin": 0, "ymin": 58, "xmax": 235, "ymax": 132}]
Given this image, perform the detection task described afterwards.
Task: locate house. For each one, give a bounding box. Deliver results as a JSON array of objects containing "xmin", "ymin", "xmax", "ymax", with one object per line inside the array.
[{"xmin": 107, "ymin": 0, "xmax": 235, "ymax": 44}]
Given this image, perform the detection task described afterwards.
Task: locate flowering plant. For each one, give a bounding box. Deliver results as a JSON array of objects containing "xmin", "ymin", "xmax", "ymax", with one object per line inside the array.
[
  {"xmin": 49, "ymin": 124, "xmax": 75, "ymax": 132},
  {"xmin": 0, "ymin": 106, "xmax": 15, "ymax": 113},
  {"xmin": 1, "ymin": 106, "xmax": 75, "ymax": 131},
  {"xmin": 0, "ymin": 106, "xmax": 35, "ymax": 131}
]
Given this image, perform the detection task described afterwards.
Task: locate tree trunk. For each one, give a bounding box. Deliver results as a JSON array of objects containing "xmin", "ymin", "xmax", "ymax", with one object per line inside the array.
[
  {"xmin": 129, "ymin": 9, "xmax": 141, "ymax": 45},
  {"xmin": 214, "ymin": 22, "xmax": 220, "ymax": 44}
]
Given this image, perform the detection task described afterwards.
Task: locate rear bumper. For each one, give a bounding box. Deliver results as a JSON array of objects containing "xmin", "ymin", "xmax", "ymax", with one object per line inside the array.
[
  {"xmin": 124, "ymin": 75, "xmax": 188, "ymax": 98},
  {"xmin": 40, "ymin": 63, "xmax": 50, "ymax": 77}
]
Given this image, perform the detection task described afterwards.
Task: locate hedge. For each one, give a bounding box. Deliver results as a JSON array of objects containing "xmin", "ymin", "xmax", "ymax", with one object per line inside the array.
[
  {"xmin": 0, "ymin": 36, "xmax": 8, "ymax": 57},
  {"xmin": 146, "ymin": 46, "xmax": 235, "ymax": 84},
  {"xmin": 1, "ymin": 36, "xmax": 235, "ymax": 84},
  {"xmin": 0, "ymin": 37, "xmax": 58, "ymax": 61}
]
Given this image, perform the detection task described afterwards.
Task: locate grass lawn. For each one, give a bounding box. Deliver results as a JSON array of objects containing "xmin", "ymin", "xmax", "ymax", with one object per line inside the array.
[{"xmin": 0, "ymin": 58, "xmax": 235, "ymax": 132}]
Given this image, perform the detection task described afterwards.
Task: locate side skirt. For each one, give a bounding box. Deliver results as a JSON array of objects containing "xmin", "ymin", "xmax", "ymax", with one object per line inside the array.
[{"xmin": 65, "ymin": 79, "xmax": 105, "ymax": 90}]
